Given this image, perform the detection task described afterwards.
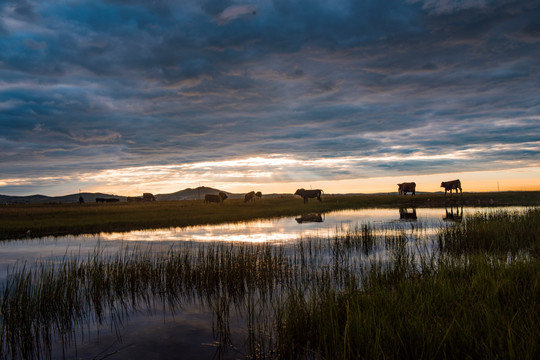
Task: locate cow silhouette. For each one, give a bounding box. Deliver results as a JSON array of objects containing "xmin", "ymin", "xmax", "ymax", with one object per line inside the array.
[
  {"xmin": 441, "ymin": 179, "xmax": 462, "ymax": 196},
  {"xmin": 294, "ymin": 188, "xmax": 323, "ymax": 204},
  {"xmin": 204, "ymin": 191, "xmax": 228, "ymax": 204}
]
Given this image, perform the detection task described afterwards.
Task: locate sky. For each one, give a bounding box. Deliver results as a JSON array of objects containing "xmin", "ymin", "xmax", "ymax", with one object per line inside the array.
[{"xmin": 1, "ymin": 0, "xmax": 539, "ymax": 196}]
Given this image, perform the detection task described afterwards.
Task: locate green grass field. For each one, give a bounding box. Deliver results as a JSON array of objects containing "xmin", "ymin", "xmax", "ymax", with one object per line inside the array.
[{"xmin": 1, "ymin": 191, "xmax": 539, "ymax": 239}]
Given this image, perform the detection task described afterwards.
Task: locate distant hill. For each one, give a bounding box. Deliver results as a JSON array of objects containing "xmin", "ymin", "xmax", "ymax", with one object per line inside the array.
[
  {"xmin": 0, "ymin": 187, "xmax": 297, "ymax": 204},
  {"xmin": 0, "ymin": 192, "xmax": 125, "ymax": 205},
  {"xmin": 156, "ymin": 186, "xmax": 236, "ymax": 201},
  {"xmin": 0, "ymin": 187, "xmax": 240, "ymax": 204}
]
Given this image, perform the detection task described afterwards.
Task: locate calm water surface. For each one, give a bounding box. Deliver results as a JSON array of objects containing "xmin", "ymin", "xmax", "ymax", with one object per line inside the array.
[{"xmin": 0, "ymin": 207, "xmax": 471, "ymax": 267}]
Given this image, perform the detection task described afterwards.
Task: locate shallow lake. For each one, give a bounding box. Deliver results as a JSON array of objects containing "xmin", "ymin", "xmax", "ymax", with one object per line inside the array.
[
  {"xmin": 0, "ymin": 206, "xmax": 471, "ymax": 267},
  {"xmin": 0, "ymin": 206, "xmax": 530, "ymax": 359}
]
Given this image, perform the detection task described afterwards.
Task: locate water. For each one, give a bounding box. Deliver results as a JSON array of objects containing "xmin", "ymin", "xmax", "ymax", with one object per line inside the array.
[
  {"xmin": 0, "ymin": 206, "xmax": 528, "ymax": 359},
  {"xmin": 0, "ymin": 207, "xmax": 466, "ymax": 266}
]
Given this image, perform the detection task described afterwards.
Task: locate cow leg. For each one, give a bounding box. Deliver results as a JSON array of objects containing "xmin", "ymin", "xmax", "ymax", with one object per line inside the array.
[{"xmin": 317, "ymin": 195, "xmax": 322, "ymax": 202}]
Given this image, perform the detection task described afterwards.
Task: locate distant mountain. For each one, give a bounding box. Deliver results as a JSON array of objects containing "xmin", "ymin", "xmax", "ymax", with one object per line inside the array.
[{"xmin": 156, "ymin": 186, "xmax": 240, "ymax": 201}]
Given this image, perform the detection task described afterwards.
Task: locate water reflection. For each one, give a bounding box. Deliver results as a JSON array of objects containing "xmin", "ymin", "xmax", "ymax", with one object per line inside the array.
[
  {"xmin": 398, "ymin": 207, "xmax": 417, "ymax": 221},
  {"xmin": 443, "ymin": 206, "xmax": 463, "ymax": 222},
  {"xmin": 295, "ymin": 213, "xmax": 325, "ymax": 223},
  {"xmin": 0, "ymin": 207, "xmax": 525, "ymax": 265}
]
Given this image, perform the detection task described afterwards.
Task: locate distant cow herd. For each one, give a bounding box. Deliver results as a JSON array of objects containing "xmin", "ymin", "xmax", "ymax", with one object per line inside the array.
[{"xmin": 88, "ymin": 179, "xmax": 463, "ymax": 206}]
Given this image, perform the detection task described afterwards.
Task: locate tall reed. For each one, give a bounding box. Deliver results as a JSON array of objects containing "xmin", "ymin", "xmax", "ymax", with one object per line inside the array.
[{"xmin": 438, "ymin": 208, "xmax": 540, "ymax": 256}]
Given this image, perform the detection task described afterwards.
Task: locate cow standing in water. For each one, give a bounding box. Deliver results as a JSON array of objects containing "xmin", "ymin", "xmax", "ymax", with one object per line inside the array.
[
  {"xmin": 244, "ymin": 191, "xmax": 256, "ymax": 203},
  {"xmin": 441, "ymin": 179, "xmax": 462, "ymax": 196},
  {"xmin": 397, "ymin": 182, "xmax": 416, "ymax": 196},
  {"xmin": 294, "ymin": 188, "xmax": 323, "ymax": 204},
  {"xmin": 204, "ymin": 191, "xmax": 228, "ymax": 204}
]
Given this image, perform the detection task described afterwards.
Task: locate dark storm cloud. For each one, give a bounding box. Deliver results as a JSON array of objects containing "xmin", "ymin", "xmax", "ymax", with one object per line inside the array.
[{"xmin": 1, "ymin": 0, "xmax": 539, "ymax": 194}]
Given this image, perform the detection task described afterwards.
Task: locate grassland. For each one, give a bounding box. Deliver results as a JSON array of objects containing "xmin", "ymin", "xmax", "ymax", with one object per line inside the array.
[
  {"xmin": 1, "ymin": 191, "xmax": 539, "ymax": 240},
  {"xmin": 1, "ymin": 208, "xmax": 539, "ymax": 359}
]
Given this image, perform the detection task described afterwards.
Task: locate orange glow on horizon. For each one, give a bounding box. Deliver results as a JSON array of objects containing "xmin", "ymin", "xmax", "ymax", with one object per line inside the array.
[{"xmin": 80, "ymin": 166, "xmax": 540, "ymax": 197}]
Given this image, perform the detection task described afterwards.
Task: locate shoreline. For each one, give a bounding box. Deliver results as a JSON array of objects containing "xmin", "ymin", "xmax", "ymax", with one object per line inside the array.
[{"xmin": 1, "ymin": 191, "xmax": 539, "ymax": 240}]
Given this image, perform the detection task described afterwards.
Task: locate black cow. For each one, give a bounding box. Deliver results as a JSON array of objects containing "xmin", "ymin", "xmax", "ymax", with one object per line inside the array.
[
  {"xmin": 441, "ymin": 179, "xmax": 462, "ymax": 196},
  {"xmin": 255, "ymin": 191, "xmax": 262, "ymax": 199},
  {"xmin": 244, "ymin": 191, "xmax": 256, "ymax": 203},
  {"xmin": 294, "ymin": 188, "xmax": 323, "ymax": 204},
  {"xmin": 204, "ymin": 191, "xmax": 228, "ymax": 204},
  {"xmin": 397, "ymin": 182, "xmax": 416, "ymax": 196}
]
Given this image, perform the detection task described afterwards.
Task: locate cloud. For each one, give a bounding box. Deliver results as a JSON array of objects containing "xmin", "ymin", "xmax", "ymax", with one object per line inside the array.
[
  {"xmin": 216, "ymin": 4, "xmax": 257, "ymax": 24},
  {"xmin": 0, "ymin": 0, "xmax": 539, "ymax": 195}
]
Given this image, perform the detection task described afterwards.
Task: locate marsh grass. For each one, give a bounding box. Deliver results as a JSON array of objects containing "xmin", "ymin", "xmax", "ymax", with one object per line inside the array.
[
  {"xmin": 438, "ymin": 208, "xmax": 540, "ymax": 256},
  {"xmin": 0, "ymin": 208, "xmax": 539, "ymax": 359},
  {"xmin": 276, "ymin": 256, "xmax": 540, "ymax": 359}
]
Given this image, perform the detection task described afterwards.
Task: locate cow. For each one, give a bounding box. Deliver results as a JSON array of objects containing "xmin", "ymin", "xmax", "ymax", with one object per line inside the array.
[
  {"xmin": 397, "ymin": 182, "xmax": 416, "ymax": 196},
  {"xmin": 143, "ymin": 193, "xmax": 156, "ymax": 201},
  {"xmin": 294, "ymin": 188, "xmax": 323, "ymax": 204},
  {"xmin": 204, "ymin": 191, "xmax": 228, "ymax": 204},
  {"xmin": 244, "ymin": 191, "xmax": 256, "ymax": 203},
  {"xmin": 255, "ymin": 191, "xmax": 262, "ymax": 199},
  {"xmin": 441, "ymin": 179, "xmax": 462, "ymax": 196}
]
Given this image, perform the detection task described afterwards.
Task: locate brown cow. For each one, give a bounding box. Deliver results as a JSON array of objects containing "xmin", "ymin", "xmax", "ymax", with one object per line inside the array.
[
  {"xmin": 294, "ymin": 188, "xmax": 323, "ymax": 204},
  {"xmin": 397, "ymin": 182, "xmax": 416, "ymax": 196},
  {"xmin": 441, "ymin": 179, "xmax": 462, "ymax": 196},
  {"xmin": 255, "ymin": 191, "xmax": 262, "ymax": 199},
  {"xmin": 204, "ymin": 191, "xmax": 228, "ymax": 204},
  {"xmin": 244, "ymin": 191, "xmax": 256, "ymax": 203}
]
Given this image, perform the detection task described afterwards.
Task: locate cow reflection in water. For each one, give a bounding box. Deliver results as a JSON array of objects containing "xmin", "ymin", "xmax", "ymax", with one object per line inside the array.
[
  {"xmin": 295, "ymin": 213, "xmax": 325, "ymax": 224},
  {"xmin": 399, "ymin": 207, "xmax": 417, "ymax": 220},
  {"xmin": 444, "ymin": 207, "xmax": 463, "ymax": 222}
]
